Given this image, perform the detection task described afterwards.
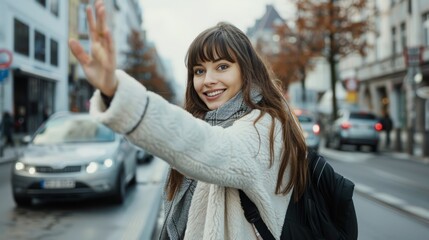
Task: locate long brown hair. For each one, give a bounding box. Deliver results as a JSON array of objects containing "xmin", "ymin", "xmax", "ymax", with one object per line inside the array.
[{"xmin": 166, "ymin": 22, "xmax": 308, "ymax": 202}]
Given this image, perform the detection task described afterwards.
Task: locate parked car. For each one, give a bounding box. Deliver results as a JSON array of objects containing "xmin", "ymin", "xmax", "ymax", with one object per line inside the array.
[
  {"xmin": 11, "ymin": 112, "xmax": 140, "ymax": 207},
  {"xmin": 295, "ymin": 109, "xmax": 321, "ymax": 153},
  {"xmin": 325, "ymin": 110, "xmax": 382, "ymax": 152}
]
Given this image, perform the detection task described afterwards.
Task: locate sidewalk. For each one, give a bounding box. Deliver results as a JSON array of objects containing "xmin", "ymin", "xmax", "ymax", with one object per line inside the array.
[{"xmin": 378, "ymin": 131, "xmax": 429, "ymax": 164}]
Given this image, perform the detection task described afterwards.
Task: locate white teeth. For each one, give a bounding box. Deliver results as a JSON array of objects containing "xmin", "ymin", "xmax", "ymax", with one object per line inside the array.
[{"xmin": 206, "ymin": 90, "xmax": 224, "ymax": 97}]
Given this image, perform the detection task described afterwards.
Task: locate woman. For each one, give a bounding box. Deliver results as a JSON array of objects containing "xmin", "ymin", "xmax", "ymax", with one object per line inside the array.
[{"xmin": 69, "ymin": 1, "xmax": 308, "ymax": 239}]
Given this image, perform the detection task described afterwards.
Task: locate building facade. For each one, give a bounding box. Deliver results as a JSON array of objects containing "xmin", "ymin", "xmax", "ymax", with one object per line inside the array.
[
  {"xmin": 0, "ymin": 0, "xmax": 69, "ymax": 133},
  {"xmin": 339, "ymin": 0, "xmax": 429, "ymax": 154}
]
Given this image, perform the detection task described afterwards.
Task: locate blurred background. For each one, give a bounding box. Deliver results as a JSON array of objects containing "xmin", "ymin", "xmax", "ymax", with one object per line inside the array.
[{"xmin": 0, "ymin": 0, "xmax": 429, "ymax": 239}]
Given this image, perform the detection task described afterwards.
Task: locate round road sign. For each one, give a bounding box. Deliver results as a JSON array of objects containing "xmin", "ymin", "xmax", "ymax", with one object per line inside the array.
[{"xmin": 0, "ymin": 49, "xmax": 13, "ymax": 68}]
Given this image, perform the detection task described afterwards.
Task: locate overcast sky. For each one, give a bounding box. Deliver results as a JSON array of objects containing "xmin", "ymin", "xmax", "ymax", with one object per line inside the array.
[{"xmin": 139, "ymin": 0, "xmax": 295, "ymax": 93}]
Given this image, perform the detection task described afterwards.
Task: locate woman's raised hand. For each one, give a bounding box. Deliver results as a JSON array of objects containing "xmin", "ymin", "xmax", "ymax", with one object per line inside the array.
[{"xmin": 69, "ymin": 0, "xmax": 117, "ymax": 97}]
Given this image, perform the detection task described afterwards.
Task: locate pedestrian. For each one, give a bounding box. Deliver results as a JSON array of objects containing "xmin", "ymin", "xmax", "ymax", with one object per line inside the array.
[
  {"xmin": 381, "ymin": 111, "xmax": 393, "ymax": 148},
  {"xmin": 69, "ymin": 1, "xmax": 308, "ymax": 239},
  {"xmin": 1, "ymin": 111, "xmax": 15, "ymax": 147}
]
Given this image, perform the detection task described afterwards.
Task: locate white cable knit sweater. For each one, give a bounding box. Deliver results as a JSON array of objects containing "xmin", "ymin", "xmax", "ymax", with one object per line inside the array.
[{"xmin": 90, "ymin": 70, "xmax": 292, "ymax": 240}]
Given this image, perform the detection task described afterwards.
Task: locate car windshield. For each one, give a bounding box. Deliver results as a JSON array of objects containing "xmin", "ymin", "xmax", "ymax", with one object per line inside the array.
[
  {"xmin": 350, "ymin": 113, "xmax": 377, "ymax": 120},
  {"xmin": 32, "ymin": 117, "xmax": 115, "ymax": 145},
  {"xmin": 298, "ymin": 115, "xmax": 313, "ymax": 123}
]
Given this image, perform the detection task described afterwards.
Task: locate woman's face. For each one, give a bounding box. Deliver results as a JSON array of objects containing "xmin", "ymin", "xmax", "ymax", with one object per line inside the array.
[{"xmin": 193, "ymin": 58, "xmax": 243, "ymax": 110}]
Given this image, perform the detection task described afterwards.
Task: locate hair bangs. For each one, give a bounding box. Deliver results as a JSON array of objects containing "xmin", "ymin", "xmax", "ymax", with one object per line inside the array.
[{"xmin": 187, "ymin": 30, "xmax": 236, "ymax": 71}]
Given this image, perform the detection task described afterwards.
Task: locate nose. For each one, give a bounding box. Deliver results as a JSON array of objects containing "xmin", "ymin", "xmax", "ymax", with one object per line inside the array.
[{"xmin": 203, "ymin": 70, "xmax": 217, "ymax": 86}]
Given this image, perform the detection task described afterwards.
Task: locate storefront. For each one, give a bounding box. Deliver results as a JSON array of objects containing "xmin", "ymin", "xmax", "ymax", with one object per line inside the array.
[{"xmin": 13, "ymin": 68, "xmax": 55, "ymax": 134}]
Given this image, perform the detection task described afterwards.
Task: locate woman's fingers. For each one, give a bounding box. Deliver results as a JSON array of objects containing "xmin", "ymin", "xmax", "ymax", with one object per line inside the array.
[
  {"xmin": 69, "ymin": 39, "xmax": 91, "ymax": 65},
  {"xmin": 105, "ymin": 30, "xmax": 115, "ymax": 56},
  {"xmin": 86, "ymin": 6, "xmax": 98, "ymax": 42},
  {"xmin": 95, "ymin": 0, "xmax": 107, "ymax": 37}
]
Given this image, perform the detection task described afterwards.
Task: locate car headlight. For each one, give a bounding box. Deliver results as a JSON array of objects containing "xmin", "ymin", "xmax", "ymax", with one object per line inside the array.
[
  {"xmin": 14, "ymin": 161, "xmax": 36, "ymax": 175},
  {"xmin": 86, "ymin": 158, "xmax": 115, "ymax": 174}
]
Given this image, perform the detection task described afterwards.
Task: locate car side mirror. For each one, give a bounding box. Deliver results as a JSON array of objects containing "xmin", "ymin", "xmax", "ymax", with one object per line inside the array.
[{"xmin": 21, "ymin": 135, "xmax": 32, "ymax": 145}]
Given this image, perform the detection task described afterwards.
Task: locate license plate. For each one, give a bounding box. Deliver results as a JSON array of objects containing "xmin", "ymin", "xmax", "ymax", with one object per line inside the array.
[{"xmin": 42, "ymin": 179, "xmax": 75, "ymax": 189}]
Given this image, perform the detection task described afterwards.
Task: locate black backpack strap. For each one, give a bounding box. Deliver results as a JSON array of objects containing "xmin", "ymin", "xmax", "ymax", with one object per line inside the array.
[{"xmin": 239, "ymin": 190, "xmax": 275, "ymax": 240}]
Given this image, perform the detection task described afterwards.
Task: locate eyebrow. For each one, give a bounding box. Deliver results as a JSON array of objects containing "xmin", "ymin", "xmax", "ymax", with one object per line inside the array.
[{"xmin": 193, "ymin": 58, "xmax": 228, "ymax": 67}]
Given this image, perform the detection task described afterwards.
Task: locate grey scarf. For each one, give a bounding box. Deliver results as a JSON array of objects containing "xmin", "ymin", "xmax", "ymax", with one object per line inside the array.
[{"xmin": 159, "ymin": 88, "xmax": 262, "ymax": 240}]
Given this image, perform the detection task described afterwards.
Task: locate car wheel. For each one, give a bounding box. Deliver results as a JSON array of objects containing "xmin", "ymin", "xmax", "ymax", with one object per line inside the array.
[
  {"xmin": 324, "ymin": 136, "xmax": 331, "ymax": 148},
  {"xmin": 333, "ymin": 135, "xmax": 342, "ymax": 150},
  {"xmin": 112, "ymin": 168, "xmax": 126, "ymax": 204},
  {"xmin": 13, "ymin": 194, "xmax": 32, "ymax": 207},
  {"xmin": 371, "ymin": 144, "xmax": 378, "ymax": 153}
]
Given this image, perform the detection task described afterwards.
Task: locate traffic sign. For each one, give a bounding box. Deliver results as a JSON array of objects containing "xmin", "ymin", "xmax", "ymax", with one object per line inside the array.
[
  {"xmin": 0, "ymin": 49, "xmax": 13, "ymax": 68},
  {"xmin": 0, "ymin": 69, "xmax": 8, "ymax": 83}
]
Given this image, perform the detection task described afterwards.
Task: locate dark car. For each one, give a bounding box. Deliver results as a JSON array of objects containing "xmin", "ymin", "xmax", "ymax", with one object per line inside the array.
[
  {"xmin": 325, "ymin": 110, "xmax": 382, "ymax": 152},
  {"xmin": 11, "ymin": 112, "xmax": 141, "ymax": 206}
]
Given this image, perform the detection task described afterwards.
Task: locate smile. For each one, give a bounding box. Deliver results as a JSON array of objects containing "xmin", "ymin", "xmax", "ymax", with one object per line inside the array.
[{"xmin": 205, "ymin": 89, "xmax": 225, "ymax": 97}]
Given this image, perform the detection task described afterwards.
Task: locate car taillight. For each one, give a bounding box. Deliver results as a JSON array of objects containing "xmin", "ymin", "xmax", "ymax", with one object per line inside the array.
[
  {"xmin": 375, "ymin": 123, "xmax": 383, "ymax": 131},
  {"xmin": 313, "ymin": 124, "xmax": 320, "ymax": 135},
  {"xmin": 341, "ymin": 122, "xmax": 351, "ymax": 129}
]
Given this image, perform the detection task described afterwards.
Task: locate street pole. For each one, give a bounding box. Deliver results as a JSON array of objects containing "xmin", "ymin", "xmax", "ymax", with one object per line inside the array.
[
  {"xmin": 417, "ymin": 86, "xmax": 429, "ymax": 157},
  {"xmin": 424, "ymin": 100, "xmax": 429, "ymax": 157},
  {"xmin": 404, "ymin": 47, "xmax": 423, "ymax": 155}
]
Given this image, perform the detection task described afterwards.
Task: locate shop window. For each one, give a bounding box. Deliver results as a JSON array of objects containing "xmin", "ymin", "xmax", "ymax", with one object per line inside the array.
[
  {"xmin": 14, "ymin": 18, "xmax": 30, "ymax": 56},
  {"xmin": 50, "ymin": 39, "xmax": 58, "ymax": 66},
  {"xmin": 34, "ymin": 30, "xmax": 46, "ymax": 62},
  {"xmin": 50, "ymin": 0, "xmax": 59, "ymax": 17}
]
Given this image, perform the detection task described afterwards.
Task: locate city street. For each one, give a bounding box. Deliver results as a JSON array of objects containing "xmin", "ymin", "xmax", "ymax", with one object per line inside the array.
[
  {"xmin": 321, "ymin": 146, "xmax": 429, "ymax": 239},
  {"xmin": 0, "ymin": 144, "xmax": 428, "ymax": 239}
]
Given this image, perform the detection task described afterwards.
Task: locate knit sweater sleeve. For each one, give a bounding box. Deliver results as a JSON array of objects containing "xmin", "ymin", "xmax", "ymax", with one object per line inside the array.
[{"xmin": 90, "ymin": 70, "xmax": 278, "ymax": 189}]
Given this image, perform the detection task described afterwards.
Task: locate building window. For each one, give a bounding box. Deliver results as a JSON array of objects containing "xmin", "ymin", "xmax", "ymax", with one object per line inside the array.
[
  {"xmin": 423, "ymin": 12, "xmax": 429, "ymax": 46},
  {"xmin": 50, "ymin": 0, "xmax": 59, "ymax": 17},
  {"xmin": 34, "ymin": 30, "xmax": 46, "ymax": 62},
  {"xmin": 391, "ymin": 27, "xmax": 397, "ymax": 56},
  {"xmin": 14, "ymin": 18, "xmax": 29, "ymax": 56},
  {"xmin": 35, "ymin": 0, "xmax": 46, "ymax": 7},
  {"xmin": 400, "ymin": 22, "xmax": 406, "ymax": 49},
  {"xmin": 50, "ymin": 39, "xmax": 58, "ymax": 66},
  {"xmin": 78, "ymin": 3, "xmax": 89, "ymax": 34}
]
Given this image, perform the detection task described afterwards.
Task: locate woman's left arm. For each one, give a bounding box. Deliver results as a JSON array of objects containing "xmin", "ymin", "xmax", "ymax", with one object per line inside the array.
[{"xmin": 91, "ymin": 70, "xmax": 271, "ymax": 189}]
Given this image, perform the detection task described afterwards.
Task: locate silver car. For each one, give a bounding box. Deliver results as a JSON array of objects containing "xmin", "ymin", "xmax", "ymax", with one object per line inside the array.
[
  {"xmin": 325, "ymin": 110, "xmax": 382, "ymax": 152},
  {"xmin": 11, "ymin": 112, "xmax": 140, "ymax": 206}
]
